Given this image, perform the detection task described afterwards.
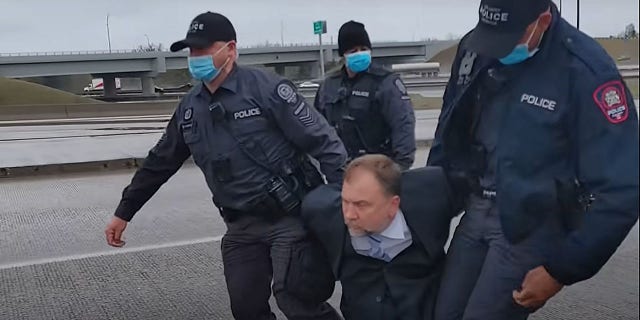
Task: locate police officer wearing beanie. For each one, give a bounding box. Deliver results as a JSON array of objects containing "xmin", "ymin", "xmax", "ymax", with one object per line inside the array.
[
  {"xmin": 104, "ymin": 11, "xmax": 345, "ymax": 320},
  {"xmin": 314, "ymin": 21, "xmax": 416, "ymax": 170}
]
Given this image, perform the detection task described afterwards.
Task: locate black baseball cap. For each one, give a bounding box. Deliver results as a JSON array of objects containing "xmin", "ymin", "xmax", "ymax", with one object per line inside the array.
[
  {"xmin": 170, "ymin": 12, "xmax": 236, "ymax": 52},
  {"xmin": 465, "ymin": 0, "xmax": 551, "ymax": 58}
]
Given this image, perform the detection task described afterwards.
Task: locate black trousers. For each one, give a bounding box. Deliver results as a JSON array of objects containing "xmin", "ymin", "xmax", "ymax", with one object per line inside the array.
[
  {"xmin": 222, "ymin": 214, "xmax": 341, "ymax": 320},
  {"xmin": 435, "ymin": 195, "xmax": 566, "ymax": 320}
]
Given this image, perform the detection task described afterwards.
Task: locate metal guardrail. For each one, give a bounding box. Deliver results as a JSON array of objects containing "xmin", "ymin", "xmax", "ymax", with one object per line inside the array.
[
  {"xmin": 298, "ymin": 65, "xmax": 639, "ymax": 94},
  {"xmin": 0, "ymin": 50, "xmax": 140, "ymax": 57}
]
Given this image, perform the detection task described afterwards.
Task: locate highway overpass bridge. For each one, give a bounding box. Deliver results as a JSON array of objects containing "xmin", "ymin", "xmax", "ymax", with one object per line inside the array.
[{"xmin": 0, "ymin": 41, "xmax": 456, "ymax": 97}]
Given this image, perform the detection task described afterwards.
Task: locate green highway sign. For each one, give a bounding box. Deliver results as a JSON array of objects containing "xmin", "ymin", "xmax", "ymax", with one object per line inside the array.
[{"xmin": 313, "ymin": 20, "xmax": 327, "ymax": 35}]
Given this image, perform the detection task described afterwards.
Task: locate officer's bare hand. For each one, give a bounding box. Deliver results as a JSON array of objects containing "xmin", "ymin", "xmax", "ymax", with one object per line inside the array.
[
  {"xmin": 105, "ymin": 216, "xmax": 128, "ymax": 247},
  {"xmin": 512, "ymin": 266, "xmax": 563, "ymax": 309}
]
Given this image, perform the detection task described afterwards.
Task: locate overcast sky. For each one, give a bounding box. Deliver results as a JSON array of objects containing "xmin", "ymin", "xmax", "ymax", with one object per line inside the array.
[{"xmin": 1, "ymin": 0, "xmax": 638, "ymax": 53}]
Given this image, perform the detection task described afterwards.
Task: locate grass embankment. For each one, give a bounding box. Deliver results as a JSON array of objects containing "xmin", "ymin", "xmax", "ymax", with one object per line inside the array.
[
  {"xmin": 410, "ymin": 95, "xmax": 442, "ymax": 110},
  {"xmin": 0, "ymin": 77, "xmax": 102, "ymax": 106}
]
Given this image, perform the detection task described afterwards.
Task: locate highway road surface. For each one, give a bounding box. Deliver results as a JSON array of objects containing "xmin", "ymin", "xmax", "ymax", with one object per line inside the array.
[{"xmin": 0, "ymin": 148, "xmax": 637, "ymax": 319}]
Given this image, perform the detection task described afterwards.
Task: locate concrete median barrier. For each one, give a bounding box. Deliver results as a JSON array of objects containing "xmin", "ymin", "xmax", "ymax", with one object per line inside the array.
[{"xmin": 1, "ymin": 140, "xmax": 434, "ymax": 179}]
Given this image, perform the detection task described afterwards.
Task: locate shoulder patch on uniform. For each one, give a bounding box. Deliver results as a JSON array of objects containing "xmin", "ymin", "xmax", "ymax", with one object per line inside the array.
[
  {"xmin": 293, "ymin": 101, "xmax": 315, "ymax": 127},
  {"xmin": 593, "ymin": 80, "xmax": 629, "ymax": 124},
  {"xmin": 184, "ymin": 107, "xmax": 193, "ymax": 121},
  {"xmin": 275, "ymin": 80, "xmax": 298, "ymax": 105},
  {"xmin": 394, "ymin": 78, "xmax": 407, "ymax": 95}
]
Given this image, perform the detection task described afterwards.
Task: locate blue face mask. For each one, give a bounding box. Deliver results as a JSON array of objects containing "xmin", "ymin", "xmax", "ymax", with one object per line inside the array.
[
  {"xmin": 187, "ymin": 43, "xmax": 231, "ymax": 82},
  {"xmin": 345, "ymin": 50, "xmax": 372, "ymax": 73},
  {"xmin": 499, "ymin": 20, "xmax": 542, "ymax": 65}
]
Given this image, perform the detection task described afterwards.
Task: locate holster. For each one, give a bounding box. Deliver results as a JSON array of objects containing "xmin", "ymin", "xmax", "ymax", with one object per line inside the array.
[{"xmin": 555, "ymin": 179, "xmax": 592, "ymax": 231}]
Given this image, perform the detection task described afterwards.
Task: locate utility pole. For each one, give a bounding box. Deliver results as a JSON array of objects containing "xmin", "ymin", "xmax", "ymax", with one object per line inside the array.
[
  {"xmin": 106, "ymin": 14, "xmax": 112, "ymax": 53},
  {"xmin": 144, "ymin": 34, "xmax": 151, "ymax": 47},
  {"xmin": 280, "ymin": 20, "xmax": 285, "ymax": 46},
  {"xmin": 576, "ymin": 0, "xmax": 580, "ymax": 30},
  {"xmin": 313, "ymin": 20, "xmax": 327, "ymax": 78},
  {"xmin": 319, "ymin": 33, "xmax": 325, "ymax": 77}
]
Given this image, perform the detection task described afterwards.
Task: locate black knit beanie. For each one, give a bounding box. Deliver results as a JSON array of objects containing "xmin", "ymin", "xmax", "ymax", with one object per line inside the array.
[{"xmin": 338, "ymin": 20, "xmax": 372, "ymax": 56}]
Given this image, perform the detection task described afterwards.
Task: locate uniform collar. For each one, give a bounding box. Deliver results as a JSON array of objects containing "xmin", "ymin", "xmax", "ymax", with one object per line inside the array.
[
  {"xmin": 341, "ymin": 63, "xmax": 376, "ymax": 82},
  {"xmin": 342, "ymin": 65, "xmax": 362, "ymax": 83},
  {"xmin": 196, "ymin": 63, "xmax": 240, "ymax": 98},
  {"xmin": 219, "ymin": 63, "xmax": 239, "ymax": 93}
]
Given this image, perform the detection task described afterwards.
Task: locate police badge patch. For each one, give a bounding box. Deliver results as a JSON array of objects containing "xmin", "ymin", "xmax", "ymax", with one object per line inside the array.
[
  {"xmin": 184, "ymin": 107, "xmax": 193, "ymax": 121},
  {"xmin": 593, "ymin": 80, "xmax": 629, "ymax": 124},
  {"xmin": 275, "ymin": 80, "xmax": 298, "ymax": 105}
]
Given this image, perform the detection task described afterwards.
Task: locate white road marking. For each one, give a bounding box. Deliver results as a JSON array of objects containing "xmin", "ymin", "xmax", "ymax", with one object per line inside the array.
[{"xmin": 0, "ymin": 235, "xmax": 224, "ymax": 271}]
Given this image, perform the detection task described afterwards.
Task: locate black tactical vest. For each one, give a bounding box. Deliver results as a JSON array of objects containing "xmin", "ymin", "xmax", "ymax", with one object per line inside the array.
[{"xmin": 320, "ymin": 66, "xmax": 393, "ymax": 159}]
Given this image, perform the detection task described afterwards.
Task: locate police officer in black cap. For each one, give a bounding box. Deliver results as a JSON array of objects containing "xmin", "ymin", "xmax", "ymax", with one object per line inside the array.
[
  {"xmin": 104, "ymin": 11, "xmax": 345, "ymax": 320},
  {"xmin": 314, "ymin": 21, "xmax": 416, "ymax": 170},
  {"xmin": 429, "ymin": 0, "xmax": 639, "ymax": 319}
]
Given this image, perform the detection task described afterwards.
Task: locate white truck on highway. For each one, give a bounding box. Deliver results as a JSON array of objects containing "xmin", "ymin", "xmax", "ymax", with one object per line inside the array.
[{"xmin": 83, "ymin": 78, "xmax": 121, "ymax": 92}]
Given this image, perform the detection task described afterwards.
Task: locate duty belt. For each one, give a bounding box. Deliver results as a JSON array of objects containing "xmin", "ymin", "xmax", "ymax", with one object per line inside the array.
[{"xmin": 219, "ymin": 194, "xmax": 298, "ymax": 224}]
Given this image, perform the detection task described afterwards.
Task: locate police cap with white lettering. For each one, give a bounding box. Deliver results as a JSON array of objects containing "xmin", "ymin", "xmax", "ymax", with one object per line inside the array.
[
  {"xmin": 465, "ymin": 0, "xmax": 550, "ymax": 58},
  {"xmin": 170, "ymin": 12, "xmax": 236, "ymax": 52}
]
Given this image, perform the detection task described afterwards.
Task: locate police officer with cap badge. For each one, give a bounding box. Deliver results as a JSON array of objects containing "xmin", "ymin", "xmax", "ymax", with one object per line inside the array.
[
  {"xmin": 104, "ymin": 11, "xmax": 345, "ymax": 320},
  {"xmin": 428, "ymin": 0, "xmax": 639, "ymax": 319},
  {"xmin": 314, "ymin": 20, "xmax": 416, "ymax": 170}
]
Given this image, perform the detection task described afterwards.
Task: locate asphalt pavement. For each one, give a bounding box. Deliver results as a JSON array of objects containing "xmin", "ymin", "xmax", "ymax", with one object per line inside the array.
[{"xmin": 0, "ymin": 149, "xmax": 637, "ymax": 320}]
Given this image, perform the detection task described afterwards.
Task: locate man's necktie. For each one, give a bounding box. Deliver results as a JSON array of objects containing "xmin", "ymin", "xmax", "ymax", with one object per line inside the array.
[{"xmin": 367, "ymin": 235, "xmax": 391, "ymax": 262}]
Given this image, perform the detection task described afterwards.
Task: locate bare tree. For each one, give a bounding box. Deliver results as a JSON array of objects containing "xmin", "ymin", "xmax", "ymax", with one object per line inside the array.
[
  {"xmin": 624, "ymin": 23, "xmax": 637, "ymax": 39},
  {"xmin": 136, "ymin": 42, "xmax": 164, "ymax": 52}
]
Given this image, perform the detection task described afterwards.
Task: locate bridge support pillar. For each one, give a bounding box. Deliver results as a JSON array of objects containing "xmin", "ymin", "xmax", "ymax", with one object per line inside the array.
[
  {"xmin": 141, "ymin": 77, "xmax": 156, "ymax": 96},
  {"xmin": 103, "ymin": 75, "xmax": 117, "ymax": 98},
  {"xmin": 309, "ymin": 62, "xmax": 321, "ymax": 79}
]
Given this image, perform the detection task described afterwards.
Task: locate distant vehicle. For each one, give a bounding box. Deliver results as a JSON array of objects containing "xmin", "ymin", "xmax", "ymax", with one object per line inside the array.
[
  {"xmin": 391, "ymin": 62, "xmax": 440, "ymax": 78},
  {"xmin": 617, "ymin": 55, "xmax": 631, "ymax": 62},
  {"xmin": 298, "ymin": 81, "xmax": 320, "ymax": 88},
  {"xmin": 84, "ymin": 78, "xmax": 121, "ymax": 92},
  {"xmin": 154, "ymin": 83, "xmax": 193, "ymax": 93},
  {"xmin": 174, "ymin": 83, "xmax": 194, "ymax": 90}
]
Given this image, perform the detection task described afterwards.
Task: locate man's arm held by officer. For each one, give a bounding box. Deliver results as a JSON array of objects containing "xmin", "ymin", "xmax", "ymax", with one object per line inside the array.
[{"xmin": 264, "ymin": 79, "xmax": 347, "ymax": 183}]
